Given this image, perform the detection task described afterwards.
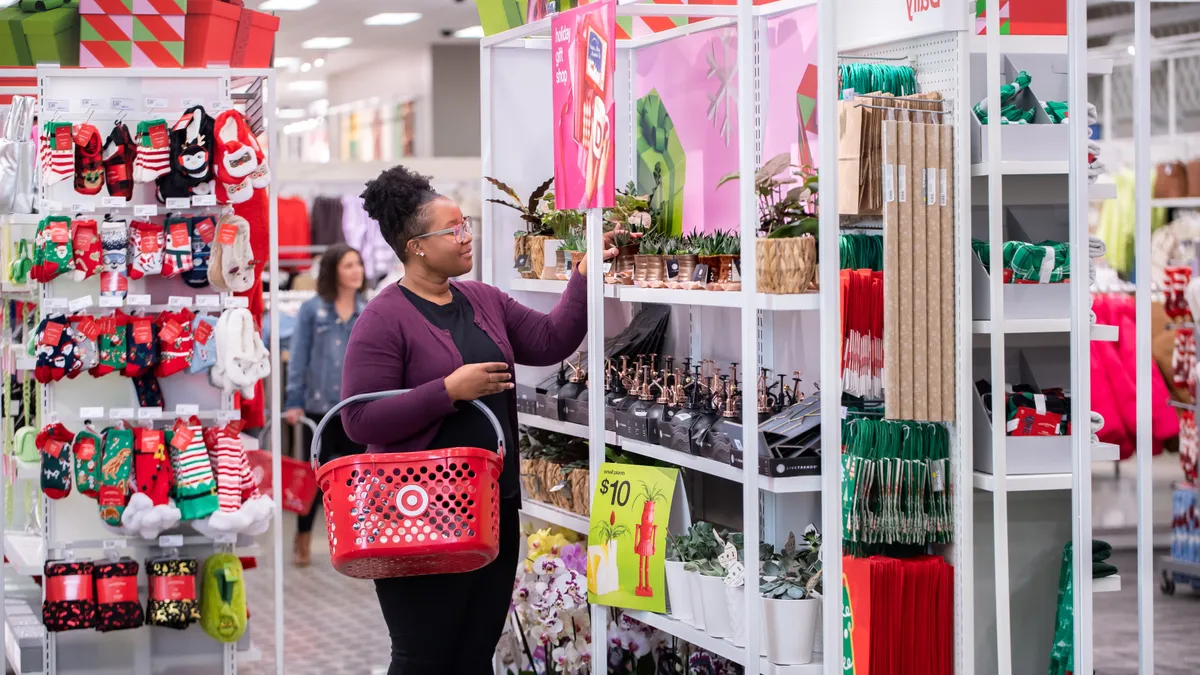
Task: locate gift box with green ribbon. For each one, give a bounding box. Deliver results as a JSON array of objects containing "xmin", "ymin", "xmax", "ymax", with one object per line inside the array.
[
  {"xmin": 636, "ymin": 90, "xmax": 686, "ymax": 236},
  {"xmin": 0, "ymin": 8, "xmax": 33, "ymax": 66},
  {"xmin": 22, "ymin": 4, "xmax": 80, "ymax": 66},
  {"xmin": 472, "ymin": 0, "xmax": 524, "ymax": 37}
]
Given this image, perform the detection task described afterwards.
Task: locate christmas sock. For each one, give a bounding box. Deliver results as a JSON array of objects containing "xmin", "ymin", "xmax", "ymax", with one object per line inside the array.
[
  {"xmin": 244, "ymin": 126, "xmax": 270, "ymax": 189},
  {"xmin": 71, "ymin": 219, "xmax": 102, "ymax": 281},
  {"xmin": 38, "ymin": 422, "xmax": 74, "ymax": 500},
  {"xmin": 145, "ymin": 558, "xmax": 200, "ymax": 630},
  {"xmin": 133, "ymin": 428, "xmax": 173, "ymax": 505},
  {"xmin": 93, "ymin": 559, "xmax": 143, "ymax": 632},
  {"xmin": 72, "ymin": 426, "xmax": 103, "ymax": 499},
  {"xmin": 161, "ymin": 217, "xmax": 193, "ymax": 278},
  {"xmin": 42, "ymin": 121, "xmax": 74, "ymax": 185},
  {"xmin": 31, "ymin": 216, "xmax": 73, "ymax": 283},
  {"xmin": 127, "ymin": 220, "xmax": 164, "ymax": 280},
  {"xmin": 132, "ymin": 371, "xmax": 164, "ymax": 408},
  {"xmin": 205, "ymin": 425, "xmax": 247, "ymax": 513},
  {"xmin": 33, "ymin": 313, "xmax": 73, "ymax": 384},
  {"xmin": 133, "ymin": 119, "xmax": 170, "ymax": 184},
  {"xmin": 101, "ymin": 123, "xmax": 135, "ymax": 201},
  {"xmin": 89, "ymin": 312, "xmax": 128, "ymax": 377},
  {"xmin": 169, "ymin": 416, "xmax": 219, "ymax": 521},
  {"xmin": 183, "ymin": 216, "xmax": 214, "ymax": 289},
  {"xmin": 212, "ymin": 110, "xmax": 257, "ymax": 205},
  {"xmin": 122, "ymin": 315, "xmax": 157, "ymax": 377},
  {"xmin": 42, "ymin": 560, "xmax": 96, "ymax": 632},
  {"xmin": 74, "ymin": 123, "xmax": 104, "ymax": 196},
  {"xmin": 188, "ymin": 314, "xmax": 218, "ymax": 374},
  {"xmin": 157, "ymin": 106, "xmax": 215, "ymax": 201},
  {"xmin": 207, "ymin": 215, "xmax": 255, "ymax": 293},
  {"xmin": 155, "ymin": 308, "xmax": 193, "ymax": 377},
  {"xmin": 199, "ymin": 553, "xmax": 247, "ymax": 643},
  {"xmin": 65, "ymin": 316, "xmax": 98, "ymax": 379},
  {"xmin": 97, "ymin": 426, "xmax": 133, "ymax": 526},
  {"xmin": 99, "ymin": 219, "xmax": 129, "ymax": 299}
]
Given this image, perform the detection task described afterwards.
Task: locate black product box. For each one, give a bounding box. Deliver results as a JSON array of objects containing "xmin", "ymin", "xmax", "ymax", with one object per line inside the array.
[
  {"xmin": 730, "ymin": 446, "xmax": 821, "ymax": 477},
  {"xmin": 562, "ymin": 397, "xmax": 590, "ymax": 426},
  {"xmin": 614, "ymin": 406, "xmax": 651, "ymax": 442},
  {"xmin": 516, "ymin": 384, "xmax": 540, "ymax": 416},
  {"xmin": 725, "ymin": 396, "xmax": 823, "ymax": 478}
]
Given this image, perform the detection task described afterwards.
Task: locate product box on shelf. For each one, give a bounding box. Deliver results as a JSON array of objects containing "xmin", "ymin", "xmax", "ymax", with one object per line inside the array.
[
  {"xmin": 134, "ymin": 0, "xmax": 188, "ymax": 14},
  {"xmin": 973, "ymin": 352, "xmax": 1074, "ymax": 475},
  {"xmin": 970, "ymin": 251, "xmax": 1070, "ymax": 321},
  {"xmin": 80, "ymin": 11, "xmax": 133, "ymax": 67},
  {"xmin": 0, "ymin": 7, "xmax": 33, "ymax": 66},
  {"xmin": 515, "ymin": 383, "xmax": 539, "ymax": 416},
  {"xmin": 974, "ymin": 0, "xmax": 1065, "ymax": 36},
  {"xmin": 185, "ymin": 0, "xmax": 278, "ymax": 68},
  {"xmin": 22, "ymin": 5, "xmax": 81, "ymax": 67},
  {"xmin": 561, "ymin": 395, "xmax": 589, "ymax": 426},
  {"xmin": 80, "ymin": 0, "xmax": 134, "ymax": 13},
  {"xmin": 970, "ymin": 56, "xmax": 1067, "ymax": 164},
  {"xmin": 132, "ymin": 14, "xmax": 184, "ymax": 67}
]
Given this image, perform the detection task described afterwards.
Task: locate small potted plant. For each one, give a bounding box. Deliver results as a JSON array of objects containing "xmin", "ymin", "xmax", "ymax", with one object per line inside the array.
[
  {"xmin": 634, "ymin": 234, "xmax": 666, "ymax": 287},
  {"xmin": 486, "ymin": 176, "xmax": 553, "ymax": 278},
  {"xmin": 680, "ymin": 522, "xmax": 720, "ymax": 631},
  {"xmin": 663, "ymin": 533, "xmax": 694, "ymax": 624},
  {"xmin": 759, "ymin": 527, "xmax": 822, "ymax": 666},
  {"xmin": 697, "ymin": 231, "xmax": 740, "ymax": 289},
  {"xmin": 695, "ymin": 556, "xmax": 734, "ymax": 639},
  {"xmin": 558, "ymin": 230, "xmax": 588, "ymax": 277},
  {"xmin": 539, "ymin": 192, "xmax": 586, "ymax": 280}
]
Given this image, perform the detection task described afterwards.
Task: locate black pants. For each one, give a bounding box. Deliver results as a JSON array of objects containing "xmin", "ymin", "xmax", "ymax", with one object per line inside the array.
[
  {"xmin": 375, "ymin": 496, "xmax": 521, "ymax": 675},
  {"xmin": 298, "ymin": 410, "xmax": 364, "ymax": 534}
]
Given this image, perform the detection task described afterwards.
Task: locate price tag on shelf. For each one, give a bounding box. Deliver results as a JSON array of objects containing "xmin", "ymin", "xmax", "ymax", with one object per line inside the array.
[
  {"xmin": 99, "ymin": 296, "xmax": 123, "ymax": 308},
  {"xmin": 137, "ymin": 407, "xmax": 163, "ymax": 420},
  {"xmin": 81, "ymin": 98, "xmax": 103, "ymax": 109},
  {"xmin": 133, "ymin": 204, "xmax": 158, "ymax": 217},
  {"xmin": 842, "ymin": 88, "xmax": 856, "ymax": 101},
  {"xmin": 68, "ymin": 296, "xmax": 93, "ymax": 312},
  {"xmin": 195, "ymin": 294, "xmax": 220, "ymax": 308},
  {"xmin": 110, "ymin": 97, "xmax": 135, "ymax": 111},
  {"xmin": 158, "ymin": 535, "xmax": 184, "ymax": 548},
  {"xmin": 165, "ymin": 197, "xmax": 191, "ymax": 209},
  {"xmin": 44, "ymin": 99, "xmax": 69, "ymax": 113},
  {"xmin": 39, "ymin": 199, "xmax": 63, "ymax": 212},
  {"xmin": 181, "ymin": 98, "xmax": 203, "ymax": 109},
  {"xmin": 79, "ymin": 407, "xmax": 105, "ymax": 419},
  {"xmin": 216, "ymin": 410, "xmax": 242, "ymax": 422},
  {"xmin": 102, "ymin": 539, "xmax": 126, "ymax": 551},
  {"xmin": 223, "ymin": 295, "xmax": 249, "ymax": 309},
  {"xmin": 167, "ymin": 295, "xmax": 193, "ymax": 308},
  {"xmin": 192, "ymin": 195, "xmax": 217, "ymax": 207},
  {"xmin": 44, "ymin": 297, "xmax": 68, "ymax": 311},
  {"xmin": 174, "ymin": 404, "xmax": 200, "ymax": 415},
  {"xmin": 109, "ymin": 408, "xmax": 134, "ymax": 420},
  {"xmin": 213, "ymin": 533, "xmax": 237, "ymax": 545},
  {"xmin": 126, "ymin": 294, "xmax": 151, "ymax": 307},
  {"xmin": 144, "ymin": 97, "xmax": 168, "ymax": 109},
  {"xmin": 210, "ymin": 100, "xmax": 231, "ymax": 112},
  {"xmin": 101, "ymin": 196, "xmax": 126, "ymax": 208},
  {"xmin": 69, "ymin": 202, "xmax": 95, "ymax": 213}
]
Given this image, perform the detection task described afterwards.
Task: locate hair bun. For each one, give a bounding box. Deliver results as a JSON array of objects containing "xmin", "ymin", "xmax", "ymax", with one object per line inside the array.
[{"xmin": 360, "ymin": 165, "xmax": 435, "ymax": 229}]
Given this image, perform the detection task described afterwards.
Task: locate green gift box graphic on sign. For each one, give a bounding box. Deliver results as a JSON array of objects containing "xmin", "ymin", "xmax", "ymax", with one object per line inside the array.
[{"xmin": 636, "ymin": 90, "xmax": 686, "ymax": 236}]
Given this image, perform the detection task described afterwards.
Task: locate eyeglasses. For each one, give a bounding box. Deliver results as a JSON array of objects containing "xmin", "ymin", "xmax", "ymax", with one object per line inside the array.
[{"xmin": 413, "ymin": 217, "xmax": 473, "ymax": 244}]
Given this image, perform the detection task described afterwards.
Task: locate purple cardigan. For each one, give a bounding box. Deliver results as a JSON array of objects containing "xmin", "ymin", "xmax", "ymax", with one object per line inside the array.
[{"xmin": 340, "ymin": 273, "xmax": 589, "ymax": 452}]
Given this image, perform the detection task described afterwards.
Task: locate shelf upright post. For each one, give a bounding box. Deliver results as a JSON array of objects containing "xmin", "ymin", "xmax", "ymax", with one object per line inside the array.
[
  {"xmin": 585, "ymin": 206, "xmax": 606, "ymax": 675},
  {"xmin": 736, "ymin": 0, "xmax": 761, "ymax": 672},
  {"xmin": 481, "ymin": 41, "xmax": 494, "ymax": 287},
  {"xmin": 983, "ymin": 2, "xmax": 1012, "ymax": 674},
  {"xmin": 955, "ymin": 27, "xmax": 975, "ymax": 675},
  {"xmin": 816, "ymin": 0, "xmax": 842, "ymax": 669},
  {"xmin": 1068, "ymin": 0, "xmax": 1095, "ymax": 671},
  {"xmin": 1132, "ymin": 1, "xmax": 1155, "ymax": 673},
  {"xmin": 263, "ymin": 72, "xmax": 285, "ymax": 675}
]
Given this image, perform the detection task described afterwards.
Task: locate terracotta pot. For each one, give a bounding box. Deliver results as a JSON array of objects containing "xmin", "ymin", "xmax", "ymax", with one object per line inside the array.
[
  {"xmin": 633, "ymin": 254, "xmax": 651, "ymax": 285},
  {"xmin": 674, "ymin": 254, "xmax": 698, "ymax": 282},
  {"xmin": 714, "ymin": 255, "xmax": 737, "ymax": 284},
  {"xmin": 697, "ymin": 255, "xmax": 721, "ymax": 285},
  {"xmin": 635, "ymin": 255, "xmax": 666, "ymax": 285},
  {"xmin": 614, "ymin": 243, "xmax": 639, "ymax": 279}
]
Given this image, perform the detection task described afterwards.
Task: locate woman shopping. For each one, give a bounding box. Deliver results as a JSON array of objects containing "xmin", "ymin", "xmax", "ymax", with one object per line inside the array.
[
  {"xmin": 340, "ymin": 165, "xmax": 624, "ymax": 675},
  {"xmin": 284, "ymin": 243, "xmax": 367, "ymax": 567}
]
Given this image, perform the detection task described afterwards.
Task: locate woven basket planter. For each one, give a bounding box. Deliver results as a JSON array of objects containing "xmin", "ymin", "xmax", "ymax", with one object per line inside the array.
[
  {"xmin": 521, "ymin": 458, "xmax": 546, "ymax": 501},
  {"xmin": 568, "ymin": 468, "xmax": 591, "ymax": 516},
  {"xmin": 541, "ymin": 462, "xmax": 574, "ymax": 510},
  {"xmin": 757, "ymin": 236, "xmax": 817, "ymax": 294}
]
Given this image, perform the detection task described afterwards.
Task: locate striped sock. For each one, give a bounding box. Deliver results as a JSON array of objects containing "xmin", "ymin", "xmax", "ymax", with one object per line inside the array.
[{"xmin": 169, "ymin": 417, "xmax": 219, "ymax": 521}]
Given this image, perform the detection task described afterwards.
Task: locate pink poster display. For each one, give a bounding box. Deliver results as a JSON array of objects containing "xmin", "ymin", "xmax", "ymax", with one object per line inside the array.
[{"xmin": 552, "ymin": 0, "xmax": 617, "ymax": 210}]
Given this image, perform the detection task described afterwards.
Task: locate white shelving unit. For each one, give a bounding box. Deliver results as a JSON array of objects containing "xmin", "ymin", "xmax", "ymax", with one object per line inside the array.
[{"xmin": 520, "ymin": 499, "xmax": 590, "ymax": 534}]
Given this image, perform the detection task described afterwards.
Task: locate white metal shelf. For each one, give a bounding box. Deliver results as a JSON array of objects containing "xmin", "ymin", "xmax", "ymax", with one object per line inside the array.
[
  {"xmin": 518, "ymin": 412, "xmax": 604, "ymax": 440},
  {"xmin": 3, "ymin": 532, "xmax": 43, "ymax": 577},
  {"xmin": 974, "ymin": 442, "xmax": 1118, "ymax": 493},
  {"xmin": 519, "ymin": 499, "xmax": 590, "ymax": 534},
  {"xmin": 971, "ymin": 320, "xmax": 1118, "ymax": 342},
  {"xmin": 1151, "ymin": 197, "xmax": 1200, "ymax": 209},
  {"xmin": 626, "ymin": 609, "xmax": 822, "ymax": 674},
  {"xmin": 1093, "ymin": 575, "xmax": 1121, "ymax": 593}
]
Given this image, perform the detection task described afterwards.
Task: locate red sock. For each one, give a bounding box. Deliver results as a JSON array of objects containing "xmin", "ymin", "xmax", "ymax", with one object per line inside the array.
[
  {"xmin": 154, "ymin": 309, "xmax": 193, "ymax": 378},
  {"xmin": 71, "ymin": 219, "xmax": 102, "ymax": 281}
]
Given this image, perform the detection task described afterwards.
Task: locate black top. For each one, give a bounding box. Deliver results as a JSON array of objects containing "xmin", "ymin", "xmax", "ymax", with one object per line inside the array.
[{"xmin": 400, "ymin": 285, "xmax": 519, "ymax": 498}]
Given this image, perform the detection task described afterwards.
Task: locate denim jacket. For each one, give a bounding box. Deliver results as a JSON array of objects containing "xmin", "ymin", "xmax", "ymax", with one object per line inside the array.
[{"xmin": 285, "ymin": 295, "xmax": 365, "ymax": 414}]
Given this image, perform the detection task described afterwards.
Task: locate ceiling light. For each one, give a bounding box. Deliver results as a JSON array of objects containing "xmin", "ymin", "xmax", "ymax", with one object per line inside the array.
[
  {"xmin": 454, "ymin": 25, "xmax": 485, "ymax": 39},
  {"xmin": 314, "ymin": 58, "xmax": 325, "ymax": 68},
  {"xmin": 302, "ymin": 37, "xmax": 352, "ymax": 50},
  {"xmin": 259, "ymin": 0, "xmax": 317, "ymax": 10},
  {"xmin": 300, "ymin": 62, "xmax": 312, "ymax": 72},
  {"xmin": 1127, "ymin": 45, "xmax": 1136, "ymax": 56},
  {"xmin": 287, "ymin": 80, "xmax": 327, "ymax": 93},
  {"xmin": 276, "ymin": 108, "xmax": 307, "ymax": 120},
  {"xmin": 364, "ymin": 12, "xmax": 423, "ymax": 27},
  {"xmin": 274, "ymin": 56, "xmax": 300, "ymax": 70}
]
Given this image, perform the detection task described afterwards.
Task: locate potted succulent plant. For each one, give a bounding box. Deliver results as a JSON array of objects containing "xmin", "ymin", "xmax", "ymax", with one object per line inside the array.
[
  {"xmin": 663, "ymin": 533, "xmax": 694, "ymax": 624},
  {"xmin": 679, "ymin": 521, "xmax": 720, "ymax": 630},
  {"xmin": 759, "ymin": 527, "xmax": 822, "ymax": 666},
  {"xmin": 558, "ymin": 230, "xmax": 588, "ymax": 277},
  {"xmin": 486, "ymin": 176, "xmax": 553, "ymax": 278},
  {"xmin": 539, "ymin": 192, "xmax": 586, "ymax": 280},
  {"xmin": 694, "ymin": 556, "xmax": 734, "ymax": 639},
  {"xmin": 634, "ymin": 234, "xmax": 666, "ymax": 287},
  {"xmin": 718, "ymin": 532, "xmax": 775, "ymax": 649},
  {"xmin": 696, "ymin": 230, "xmax": 740, "ymax": 288}
]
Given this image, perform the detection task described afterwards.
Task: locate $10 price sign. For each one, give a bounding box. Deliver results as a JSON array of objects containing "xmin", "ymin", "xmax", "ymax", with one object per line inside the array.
[{"xmin": 587, "ymin": 462, "xmax": 680, "ymax": 612}]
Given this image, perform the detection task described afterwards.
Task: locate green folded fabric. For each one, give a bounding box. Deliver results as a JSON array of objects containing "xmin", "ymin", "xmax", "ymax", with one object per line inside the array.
[{"xmin": 1093, "ymin": 561, "xmax": 1118, "ymax": 579}]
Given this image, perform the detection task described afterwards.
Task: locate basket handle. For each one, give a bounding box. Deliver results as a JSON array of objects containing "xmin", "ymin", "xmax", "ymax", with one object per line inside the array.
[{"xmin": 311, "ymin": 389, "xmax": 507, "ymax": 472}]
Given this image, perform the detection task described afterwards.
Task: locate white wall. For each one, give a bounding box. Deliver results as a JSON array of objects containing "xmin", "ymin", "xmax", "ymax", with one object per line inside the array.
[
  {"xmin": 325, "ymin": 49, "xmax": 435, "ymax": 156},
  {"xmin": 432, "ymin": 45, "xmax": 483, "ymax": 157}
]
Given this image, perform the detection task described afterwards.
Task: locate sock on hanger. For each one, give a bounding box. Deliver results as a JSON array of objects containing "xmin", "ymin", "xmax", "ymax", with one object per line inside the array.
[
  {"xmin": 169, "ymin": 416, "xmax": 220, "ymax": 521},
  {"xmin": 101, "ymin": 123, "xmax": 135, "ymax": 201},
  {"xmin": 42, "ymin": 121, "xmax": 74, "ymax": 185},
  {"xmin": 155, "ymin": 308, "xmax": 193, "ymax": 377},
  {"xmin": 207, "ymin": 215, "xmax": 255, "ymax": 293},
  {"xmin": 161, "ymin": 217, "xmax": 193, "ymax": 278},
  {"xmin": 97, "ymin": 426, "xmax": 133, "ymax": 527},
  {"xmin": 93, "ymin": 558, "xmax": 143, "ymax": 632},
  {"xmin": 66, "ymin": 316, "xmax": 99, "ymax": 378},
  {"xmin": 133, "ymin": 119, "xmax": 170, "ymax": 183},
  {"xmin": 38, "ymin": 422, "xmax": 74, "ymax": 500},
  {"xmin": 212, "ymin": 110, "xmax": 258, "ymax": 205},
  {"xmin": 128, "ymin": 220, "xmax": 164, "ymax": 280},
  {"xmin": 71, "ymin": 219, "xmax": 102, "ymax": 281},
  {"xmin": 188, "ymin": 313, "xmax": 218, "ymax": 374},
  {"xmin": 132, "ymin": 371, "xmax": 164, "ymax": 408},
  {"xmin": 42, "ymin": 560, "xmax": 96, "ymax": 632},
  {"xmin": 31, "ymin": 216, "xmax": 73, "ymax": 283},
  {"xmin": 33, "ymin": 313, "xmax": 74, "ymax": 384},
  {"xmin": 122, "ymin": 314, "xmax": 158, "ymax": 377},
  {"xmin": 124, "ymin": 428, "xmax": 180, "ymax": 538},
  {"xmin": 156, "ymin": 106, "xmax": 215, "ymax": 200},
  {"xmin": 90, "ymin": 312, "xmax": 128, "ymax": 377},
  {"xmin": 145, "ymin": 558, "xmax": 201, "ymax": 629},
  {"xmin": 183, "ymin": 216, "xmax": 214, "ymax": 289},
  {"xmin": 72, "ymin": 425, "xmax": 102, "ymax": 499},
  {"xmin": 99, "ymin": 219, "xmax": 129, "ymax": 299},
  {"xmin": 74, "ymin": 123, "xmax": 104, "ymax": 196}
]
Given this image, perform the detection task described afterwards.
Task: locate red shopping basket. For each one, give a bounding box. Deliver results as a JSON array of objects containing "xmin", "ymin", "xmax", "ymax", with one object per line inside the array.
[{"xmin": 312, "ymin": 390, "xmax": 505, "ymax": 580}]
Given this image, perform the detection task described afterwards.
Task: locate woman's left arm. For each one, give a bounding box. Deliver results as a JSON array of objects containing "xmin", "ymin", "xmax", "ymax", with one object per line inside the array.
[{"xmin": 500, "ymin": 270, "xmax": 589, "ymax": 367}]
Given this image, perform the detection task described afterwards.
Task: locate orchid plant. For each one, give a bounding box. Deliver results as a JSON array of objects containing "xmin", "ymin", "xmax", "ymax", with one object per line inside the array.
[{"xmin": 509, "ymin": 529, "xmax": 592, "ymax": 674}]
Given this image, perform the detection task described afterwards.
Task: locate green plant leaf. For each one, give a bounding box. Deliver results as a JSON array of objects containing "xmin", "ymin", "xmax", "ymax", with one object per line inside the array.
[
  {"xmin": 767, "ymin": 219, "xmax": 818, "ymax": 239},
  {"xmin": 528, "ymin": 177, "xmax": 555, "ymax": 213},
  {"xmin": 485, "ymin": 176, "xmax": 522, "ymax": 205}
]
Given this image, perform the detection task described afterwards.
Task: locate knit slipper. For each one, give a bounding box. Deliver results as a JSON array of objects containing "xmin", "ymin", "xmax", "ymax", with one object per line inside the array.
[
  {"xmin": 210, "ymin": 308, "xmax": 269, "ymax": 398},
  {"xmin": 161, "ymin": 217, "xmax": 193, "ymax": 278},
  {"xmin": 133, "ymin": 119, "xmax": 171, "ymax": 184},
  {"xmin": 183, "ymin": 216, "xmax": 214, "ymax": 289},
  {"xmin": 157, "ymin": 106, "xmax": 214, "ymax": 200},
  {"xmin": 38, "ymin": 422, "xmax": 74, "ymax": 500},
  {"xmin": 71, "ymin": 219, "xmax": 102, "ymax": 281},
  {"xmin": 102, "ymin": 123, "xmax": 136, "ymax": 200},
  {"xmin": 42, "ymin": 121, "xmax": 74, "ymax": 186},
  {"xmin": 74, "ymin": 123, "xmax": 104, "ymax": 196},
  {"xmin": 128, "ymin": 220, "xmax": 164, "ymax": 280},
  {"xmin": 244, "ymin": 127, "xmax": 270, "ymax": 189},
  {"xmin": 212, "ymin": 110, "xmax": 257, "ymax": 205},
  {"xmin": 99, "ymin": 218, "xmax": 129, "ymax": 299},
  {"xmin": 207, "ymin": 215, "xmax": 255, "ymax": 293}
]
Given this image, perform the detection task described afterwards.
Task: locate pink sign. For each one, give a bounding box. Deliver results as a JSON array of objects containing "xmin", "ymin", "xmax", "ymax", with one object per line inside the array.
[{"xmin": 552, "ymin": 0, "xmax": 616, "ymax": 210}]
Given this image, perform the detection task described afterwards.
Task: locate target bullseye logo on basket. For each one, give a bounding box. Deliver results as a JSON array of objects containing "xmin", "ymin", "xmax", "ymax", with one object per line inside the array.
[
  {"xmin": 907, "ymin": 0, "xmax": 939, "ymax": 21},
  {"xmin": 397, "ymin": 485, "xmax": 429, "ymax": 517}
]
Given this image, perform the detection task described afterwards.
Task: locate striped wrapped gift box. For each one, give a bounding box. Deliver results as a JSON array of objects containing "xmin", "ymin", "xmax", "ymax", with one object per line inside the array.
[{"xmin": 132, "ymin": 14, "xmax": 184, "ymax": 67}]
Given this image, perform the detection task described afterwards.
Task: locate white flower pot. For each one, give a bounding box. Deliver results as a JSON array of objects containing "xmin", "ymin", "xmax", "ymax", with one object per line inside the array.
[
  {"xmin": 761, "ymin": 597, "xmax": 819, "ymax": 666},
  {"xmin": 698, "ymin": 574, "xmax": 733, "ymax": 639},
  {"xmin": 687, "ymin": 570, "xmax": 707, "ymax": 630},
  {"xmin": 664, "ymin": 561, "xmax": 694, "ymax": 623},
  {"xmin": 725, "ymin": 584, "xmax": 746, "ymax": 647}
]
